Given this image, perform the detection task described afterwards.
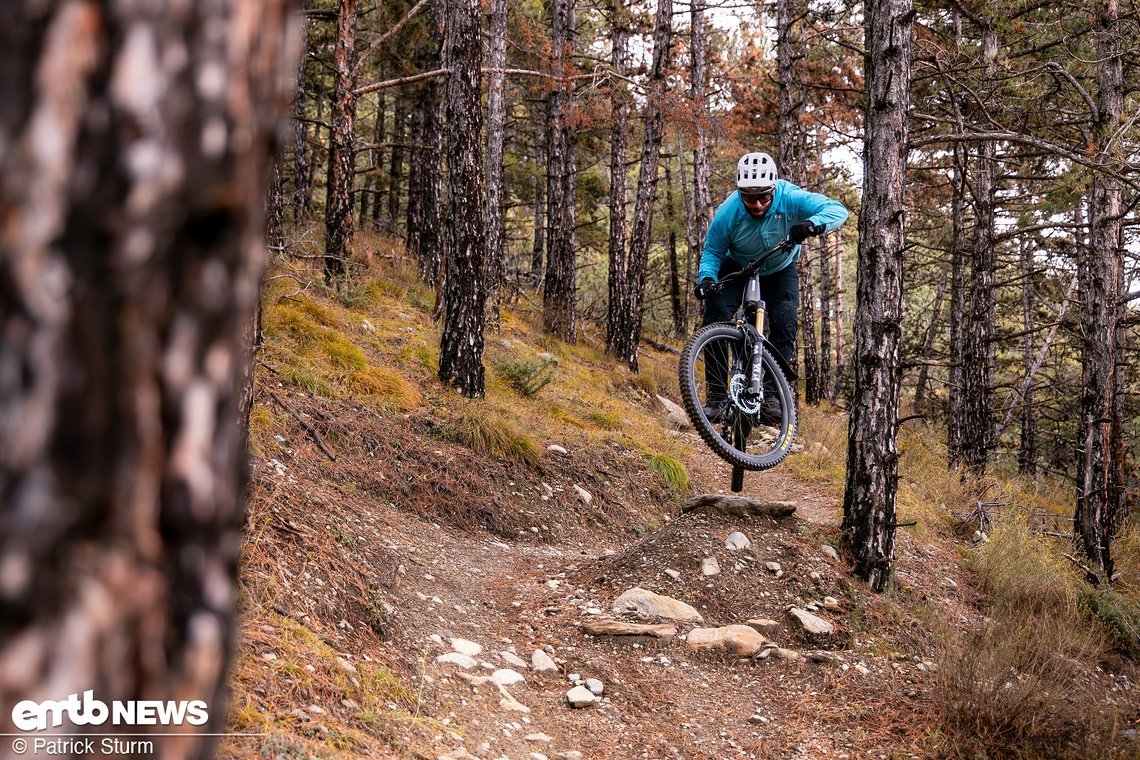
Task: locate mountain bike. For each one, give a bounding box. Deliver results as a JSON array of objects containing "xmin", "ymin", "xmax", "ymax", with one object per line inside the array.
[{"xmin": 679, "ymin": 238, "xmax": 798, "ymax": 478}]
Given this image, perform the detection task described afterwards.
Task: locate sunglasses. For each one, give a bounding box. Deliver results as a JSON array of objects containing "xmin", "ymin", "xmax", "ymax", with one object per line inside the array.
[{"xmin": 740, "ymin": 190, "xmax": 774, "ymax": 203}]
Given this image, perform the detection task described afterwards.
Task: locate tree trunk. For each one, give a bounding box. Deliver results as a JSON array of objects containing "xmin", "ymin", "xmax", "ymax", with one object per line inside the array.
[
  {"xmin": 799, "ymin": 240, "xmax": 821, "ymax": 404},
  {"xmin": 387, "ymin": 95, "xmax": 407, "ymax": 233},
  {"xmin": 612, "ymin": 0, "xmax": 672, "ymax": 371},
  {"xmin": 1076, "ymin": 0, "xmax": 1123, "ymax": 578},
  {"xmin": 832, "ymin": 227, "xmax": 846, "ymax": 402},
  {"xmin": 665, "ymin": 157, "xmax": 684, "ymax": 335},
  {"xmin": 370, "ymin": 87, "xmax": 387, "ymax": 230},
  {"xmin": 268, "ymin": 158, "xmax": 287, "ymax": 253},
  {"xmin": 819, "ymin": 231, "xmax": 833, "ymax": 398},
  {"xmin": 913, "ymin": 261, "xmax": 948, "ymax": 413},
  {"xmin": 1018, "ymin": 237, "xmax": 1037, "ymax": 474},
  {"xmin": 606, "ymin": 0, "xmax": 630, "ymax": 358},
  {"xmin": 542, "ymin": 0, "xmax": 578, "ymax": 342},
  {"xmin": 292, "ymin": 5, "xmax": 313, "ymax": 224},
  {"xmin": 959, "ymin": 25, "xmax": 998, "ymax": 475},
  {"xmin": 531, "ymin": 96, "xmax": 548, "ymax": 282},
  {"xmin": 0, "ymin": 1, "xmax": 293, "ymax": 752},
  {"xmin": 405, "ymin": 1, "xmax": 445, "ymax": 285},
  {"xmin": 946, "ymin": 140, "xmax": 968, "ymax": 465},
  {"xmin": 439, "ymin": 0, "xmax": 487, "ymax": 397},
  {"xmin": 484, "ymin": 0, "xmax": 509, "ymax": 327},
  {"xmin": 324, "ymin": 0, "xmax": 359, "ymax": 284},
  {"xmin": 841, "ymin": 0, "xmax": 912, "ymax": 593},
  {"xmin": 689, "ymin": 0, "xmax": 712, "ymax": 328}
]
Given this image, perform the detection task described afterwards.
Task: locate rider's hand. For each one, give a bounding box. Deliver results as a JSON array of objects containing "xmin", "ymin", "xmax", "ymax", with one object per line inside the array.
[
  {"xmin": 789, "ymin": 221, "xmax": 825, "ymax": 244},
  {"xmin": 694, "ymin": 278, "xmax": 715, "ymax": 301}
]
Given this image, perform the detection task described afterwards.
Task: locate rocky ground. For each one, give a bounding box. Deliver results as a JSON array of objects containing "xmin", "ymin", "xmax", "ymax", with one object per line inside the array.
[{"xmin": 219, "ymin": 377, "xmax": 1065, "ymax": 760}]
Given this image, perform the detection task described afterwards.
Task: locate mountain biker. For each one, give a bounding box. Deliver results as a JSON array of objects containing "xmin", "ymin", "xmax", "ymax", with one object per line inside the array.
[{"xmin": 694, "ymin": 151, "xmax": 848, "ymax": 422}]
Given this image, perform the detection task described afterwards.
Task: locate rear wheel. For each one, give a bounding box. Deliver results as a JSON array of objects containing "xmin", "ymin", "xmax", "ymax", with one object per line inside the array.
[{"xmin": 679, "ymin": 323, "xmax": 797, "ymax": 471}]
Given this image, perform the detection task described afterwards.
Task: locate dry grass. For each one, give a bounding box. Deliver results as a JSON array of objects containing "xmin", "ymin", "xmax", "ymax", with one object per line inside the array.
[{"xmin": 439, "ymin": 407, "xmax": 541, "ymax": 467}]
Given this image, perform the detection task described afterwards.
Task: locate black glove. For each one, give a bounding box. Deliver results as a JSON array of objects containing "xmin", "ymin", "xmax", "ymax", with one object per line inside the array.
[
  {"xmin": 789, "ymin": 221, "xmax": 825, "ymax": 244},
  {"xmin": 694, "ymin": 278, "xmax": 715, "ymax": 301}
]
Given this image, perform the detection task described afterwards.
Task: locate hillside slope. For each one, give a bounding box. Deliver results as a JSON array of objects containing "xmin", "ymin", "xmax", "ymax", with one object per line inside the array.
[{"xmin": 219, "ymin": 258, "xmax": 1139, "ymax": 759}]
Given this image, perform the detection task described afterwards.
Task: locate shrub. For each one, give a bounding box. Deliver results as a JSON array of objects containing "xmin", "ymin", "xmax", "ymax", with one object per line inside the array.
[
  {"xmin": 349, "ymin": 366, "xmax": 422, "ymax": 410},
  {"xmin": 1079, "ymin": 588, "xmax": 1140, "ymax": 661},
  {"xmin": 649, "ymin": 453, "xmax": 689, "ymax": 494},
  {"xmin": 442, "ymin": 409, "xmax": 540, "ymax": 467},
  {"xmin": 494, "ymin": 356, "xmax": 556, "ymax": 397}
]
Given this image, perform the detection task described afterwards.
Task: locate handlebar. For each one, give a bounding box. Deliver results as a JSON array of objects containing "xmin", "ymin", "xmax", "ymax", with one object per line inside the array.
[{"xmin": 707, "ymin": 238, "xmax": 796, "ymax": 294}]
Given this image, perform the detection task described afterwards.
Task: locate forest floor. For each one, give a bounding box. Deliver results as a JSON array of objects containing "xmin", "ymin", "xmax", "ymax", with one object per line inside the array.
[{"xmin": 217, "ymin": 255, "xmax": 1140, "ymax": 760}]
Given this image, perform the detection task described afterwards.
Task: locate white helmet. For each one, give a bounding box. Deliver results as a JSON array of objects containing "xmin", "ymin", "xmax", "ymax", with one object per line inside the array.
[{"xmin": 736, "ymin": 152, "xmax": 778, "ymax": 189}]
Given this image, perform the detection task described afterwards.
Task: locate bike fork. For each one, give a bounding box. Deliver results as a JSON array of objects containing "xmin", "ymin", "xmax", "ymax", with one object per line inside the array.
[{"xmin": 750, "ymin": 300, "xmax": 767, "ymax": 395}]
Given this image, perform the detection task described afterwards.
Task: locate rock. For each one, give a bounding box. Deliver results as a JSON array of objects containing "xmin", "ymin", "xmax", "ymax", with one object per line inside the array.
[
  {"xmin": 437, "ymin": 653, "xmax": 478, "ymax": 669},
  {"xmin": 854, "ymin": 663, "xmax": 870, "ymax": 676},
  {"xmin": 524, "ymin": 733, "xmax": 552, "ymax": 744},
  {"xmin": 748, "ymin": 714, "xmax": 770, "ymax": 724},
  {"xmin": 788, "ymin": 607, "xmax": 835, "ymax": 636},
  {"xmin": 808, "ymin": 651, "xmax": 840, "ymax": 665},
  {"xmin": 686, "ymin": 625, "xmax": 770, "ymax": 657},
  {"xmin": 566, "ymin": 685, "xmax": 597, "ymax": 708},
  {"xmin": 612, "ymin": 587, "xmax": 703, "ymax": 623},
  {"xmin": 701, "ymin": 557, "xmax": 721, "ymax": 576},
  {"xmin": 556, "ymin": 753, "xmax": 584, "ymax": 760},
  {"xmin": 823, "ymin": 597, "xmax": 842, "ymax": 612},
  {"xmin": 500, "ymin": 651, "xmax": 529, "ymax": 670},
  {"xmin": 941, "ymin": 577, "xmax": 959, "ymax": 590},
  {"xmin": 764, "ymin": 561, "xmax": 782, "ymax": 574},
  {"xmin": 568, "ymin": 673, "xmax": 581, "ymax": 682},
  {"xmin": 655, "ymin": 394, "xmax": 691, "ymax": 430},
  {"xmin": 261, "ymin": 652, "xmax": 277, "ymax": 662},
  {"xmin": 809, "ymin": 571, "xmax": 822, "ymax": 583},
  {"xmin": 450, "ymin": 638, "xmax": 483, "ymax": 658},
  {"xmin": 361, "ymin": 319, "xmax": 376, "ymax": 334},
  {"xmin": 548, "ymin": 444, "xmax": 569, "ymax": 455},
  {"xmin": 585, "ymin": 678, "xmax": 604, "ymax": 695},
  {"xmin": 499, "ymin": 693, "xmax": 531, "ymax": 713},
  {"xmin": 335, "ymin": 657, "xmax": 357, "ymax": 675},
  {"xmin": 572, "ymin": 485, "xmax": 592, "ymax": 504},
  {"xmin": 725, "ymin": 532, "xmax": 752, "ymax": 551},
  {"xmin": 745, "ymin": 618, "xmax": 780, "ymax": 637},
  {"xmin": 664, "ymin": 568, "xmax": 681, "ymax": 580},
  {"xmin": 531, "ymin": 650, "xmax": 559, "ymax": 672},
  {"xmin": 492, "ymin": 669, "xmax": 526, "ymax": 686},
  {"xmin": 771, "ymin": 647, "xmax": 800, "ymax": 661},
  {"xmin": 308, "ymin": 705, "xmax": 325, "ymax": 715},
  {"xmin": 821, "ymin": 545, "xmax": 840, "ymax": 563},
  {"xmin": 529, "ymin": 754, "xmax": 549, "ymax": 760},
  {"xmin": 681, "ymin": 494, "xmax": 796, "ymax": 519},
  {"xmin": 580, "ymin": 619, "xmax": 677, "ymax": 638}
]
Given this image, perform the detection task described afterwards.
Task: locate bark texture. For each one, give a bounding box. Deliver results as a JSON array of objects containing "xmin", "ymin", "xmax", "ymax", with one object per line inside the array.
[
  {"xmin": 324, "ymin": 0, "xmax": 359, "ymax": 283},
  {"xmin": 484, "ymin": 0, "xmax": 508, "ymax": 323},
  {"xmin": 688, "ymin": 0, "xmax": 712, "ymax": 326},
  {"xmin": 0, "ymin": 0, "xmax": 294, "ymax": 752},
  {"xmin": 841, "ymin": 0, "xmax": 912, "ymax": 592},
  {"xmin": 405, "ymin": 0, "xmax": 445, "ymax": 285},
  {"xmin": 1076, "ymin": 0, "xmax": 1123, "ymax": 578},
  {"xmin": 542, "ymin": 0, "xmax": 578, "ymax": 342},
  {"xmin": 605, "ymin": 0, "xmax": 630, "ymax": 357},
  {"xmin": 438, "ymin": 0, "xmax": 487, "ymax": 397}
]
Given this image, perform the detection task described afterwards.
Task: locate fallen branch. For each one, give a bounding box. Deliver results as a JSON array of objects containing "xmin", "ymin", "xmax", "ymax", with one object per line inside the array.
[
  {"xmin": 643, "ymin": 336, "xmax": 681, "ymax": 355},
  {"xmin": 581, "ymin": 619, "xmax": 677, "ymax": 638},
  {"xmin": 266, "ymin": 389, "xmax": 337, "ymax": 462}
]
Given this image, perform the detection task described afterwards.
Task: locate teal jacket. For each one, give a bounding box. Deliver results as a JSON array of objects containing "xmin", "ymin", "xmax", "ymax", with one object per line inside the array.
[{"xmin": 698, "ymin": 180, "xmax": 848, "ymax": 282}]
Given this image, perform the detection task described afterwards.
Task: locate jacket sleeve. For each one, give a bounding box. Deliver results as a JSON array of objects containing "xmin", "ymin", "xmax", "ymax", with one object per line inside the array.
[
  {"xmin": 788, "ymin": 187, "xmax": 848, "ymax": 233},
  {"xmin": 698, "ymin": 202, "xmax": 731, "ymax": 282}
]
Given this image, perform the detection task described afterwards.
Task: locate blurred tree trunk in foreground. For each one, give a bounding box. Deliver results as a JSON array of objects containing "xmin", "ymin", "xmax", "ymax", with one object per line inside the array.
[{"xmin": 0, "ymin": 1, "xmax": 295, "ymax": 756}]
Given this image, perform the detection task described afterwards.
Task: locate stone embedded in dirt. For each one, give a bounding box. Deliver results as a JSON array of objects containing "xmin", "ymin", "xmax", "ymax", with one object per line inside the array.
[
  {"xmin": 500, "ymin": 651, "xmax": 529, "ymax": 670},
  {"xmin": 308, "ymin": 705, "xmax": 324, "ymax": 715},
  {"xmin": 568, "ymin": 673, "xmax": 581, "ymax": 682},
  {"xmin": 681, "ymin": 494, "xmax": 796, "ymax": 519},
  {"xmin": 809, "ymin": 571, "xmax": 822, "ymax": 582},
  {"xmin": 500, "ymin": 693, "xmax": 531, "ymax": 713},
  {"xmin": 854, "ymin": 663, "xmax": 870, "ymax": 675},
  {"xmin": 261, "ymin": 652, "xmax": 277, "ymax": 661},
  {"xmin": 701, "ymin": 557, "xmax": 721, "ymax": 576},
  {"xmin": 572, "ymin": 485, "xmax": 592, "ymax": 504},
  {"xmin": 436, "ymin": 652, "xmax": 479, "ymax": 669},
  {"xmin": 586, "ymin": 678, "xmax": 605, "ymax": 695},
  {"xmin": 664, "ymin": 568, "xmax": 681, "ymax": 580},
  {"xmin": 566, "ymin": 685, "xmax": 598, "ymax": 708},
  {"xmin": 336, "ymin": 656, "xmax": 357, "ymax": 675},
  {"xmin": 685, "ymin": 625, "xmax": 770, "ymax": 657},
  {"xmin": 725, "ymin": 532, "xmax": 752, "ymax": 551},
  {"xmin": 942, "ymin": 577, "xmax": 959, "ymax": 589},
  {"xmin": 580, "ymin": 619, "xmax": 677, "ymax": 639},
  {"xmin": 450, "ymin": 638, "xmax": 483, "ymax": 657},
  {"xmin": 525, "ymin": 733, "xmax": 553, "ymax": 743},
  {"xmin": 746, "ymin": 618, "xmax": 780, "ymax": 637},
  {"xmin": 789, "ymin": 607, "xmax": 835, "ymax": 636},
  {"xmin": 764, "ymin": 561, "xmax": 782, "ymax": 574},
  {"xmin": 808, "ymin": 651, "xmax": 840, "ymax": 665},
  {"xmin": 531, "ymin": 650, "xmax": 559, "ymax": 672},
  {"xmin": 821, "ymin": 544, "xmax": 841, "ymax": 562},
  {"xmin": 548, "ymin": 444, "xmax": 569, "ymax": 455},
  {"xmin": 493, "ymin": 669, "xmax": 526, "ymax": 686},
  {"xmin": 556, "ymin": 753, "xmax": 584, "ymax": 760},
  {"xmin": 655, "ymin": 394, "xmax": 691, "ymax": 430},
  {"xmin": 611, "ymin": 587, "xmax": 703, "ymax": 623},
  {"xmin": 823, "ymin": 597, "xmax": 842, "ymax": 612},
  {"xmin": 771, "ymin": 647, "xmax": 800, "ymax": 661}
]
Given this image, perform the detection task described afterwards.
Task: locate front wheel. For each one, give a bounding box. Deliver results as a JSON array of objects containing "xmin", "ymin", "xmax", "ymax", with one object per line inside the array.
[{"xmin": 678, "ymin": 323, "xmax": 797, "ymax": 471}]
